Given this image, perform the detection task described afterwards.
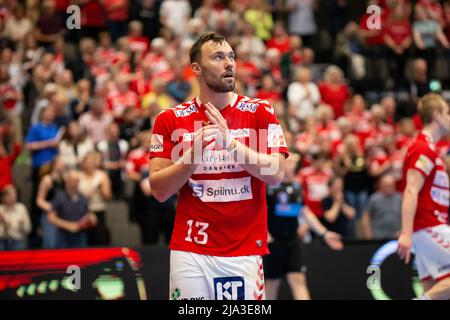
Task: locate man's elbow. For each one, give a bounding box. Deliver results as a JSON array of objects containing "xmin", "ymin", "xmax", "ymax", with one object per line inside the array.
[
  {"xmin": 148, "ymin": 178, "xmax": 170, "ymax": 202},
  {"xmin": 266, "ymin": 170, "xmax": 284, "ymax": 187},
  {"xmin": 152, "ymin": 190, "xmax": 170, "ymax": 203}
]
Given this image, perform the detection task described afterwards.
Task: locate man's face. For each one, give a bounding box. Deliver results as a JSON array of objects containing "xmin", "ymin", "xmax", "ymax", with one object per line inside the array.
[
  {"xmin": 196, "ymin": 40, "xmax": 236, "ymax": 93},
  {"xmin": 436, "ymin": 102, "xmax": 450, "ymax": 135}
]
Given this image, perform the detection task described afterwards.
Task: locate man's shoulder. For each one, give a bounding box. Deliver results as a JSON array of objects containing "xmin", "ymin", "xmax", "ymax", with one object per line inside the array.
[{"xmin": 155, "ymin": 98, "xmax": 198, "ymax": 120}]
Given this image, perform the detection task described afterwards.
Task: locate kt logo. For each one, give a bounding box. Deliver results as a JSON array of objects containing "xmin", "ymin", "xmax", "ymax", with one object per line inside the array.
[{"xmin": 214, "ymin": 276, "xmax": 245, "ymax": 300}]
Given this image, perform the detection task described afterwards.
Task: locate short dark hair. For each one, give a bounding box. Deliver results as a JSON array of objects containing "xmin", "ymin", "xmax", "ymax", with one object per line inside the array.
[{"xmin": 189, "ymin": 32, "xmax": 226, "ymax": 64}]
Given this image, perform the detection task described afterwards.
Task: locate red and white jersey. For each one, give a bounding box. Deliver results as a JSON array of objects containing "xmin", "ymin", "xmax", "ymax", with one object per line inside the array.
[
  {"xmin": 107, "ymin": 90, "xmax": 140, "ymax": 117},
  {"xmin": 126, "ymin": 147, "xmax": 151, "ymax": 177},
  {"xmin": 150, "ymin": 94, "xmax": 289, "ymax": 257},
  {"xmin": 297, "ymin": 166, "xmax": 334, "ymax": 218},
  {"xmin": 403, "ymin": 131, "xmax": 449, "ymax": 232}
]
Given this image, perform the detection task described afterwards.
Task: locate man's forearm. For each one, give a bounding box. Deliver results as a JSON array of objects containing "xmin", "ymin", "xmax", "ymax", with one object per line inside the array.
[
  {"xmin": 234, "ymin": 140, "xmax": 285, "ymax": 186},
  {"xmin": 149, "ymin": 150, "xmax": 199, "ymax": 202},
  {"xmin": 401, "ymin": 188, "xmax": 419, "ymax": 235}
]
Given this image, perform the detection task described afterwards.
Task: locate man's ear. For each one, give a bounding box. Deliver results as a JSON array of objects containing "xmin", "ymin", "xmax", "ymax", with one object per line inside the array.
[{"xmin": 191, "ymin": 62, "xmax": 201, "ymax": 75}]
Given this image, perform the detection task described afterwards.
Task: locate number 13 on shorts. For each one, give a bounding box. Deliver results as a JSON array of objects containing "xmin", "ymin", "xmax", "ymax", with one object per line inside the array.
[{"xmin": 185, "ymin": 220, "xmax": 209, "ymax": 245}]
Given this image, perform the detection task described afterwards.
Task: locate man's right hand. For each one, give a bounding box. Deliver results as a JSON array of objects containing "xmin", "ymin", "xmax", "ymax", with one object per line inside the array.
[
  {"xmin": 66, "ymin": 222, "xmax": 81, "ymax": 234},
  {"xmin": 397, "ymin": 232, "xmax": 413, "ymax": 264}
]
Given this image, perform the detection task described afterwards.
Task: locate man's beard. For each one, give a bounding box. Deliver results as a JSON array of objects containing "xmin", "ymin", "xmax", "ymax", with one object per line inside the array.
[{"xmin": 204, "ymin": 69, "xmax": 235, "ymax": 93}]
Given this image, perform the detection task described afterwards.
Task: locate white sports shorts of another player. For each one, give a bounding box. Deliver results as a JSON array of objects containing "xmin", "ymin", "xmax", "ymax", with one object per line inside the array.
[
  {"xmin": 169, "ymin": 250, "xmax": 266, "ymax": 300},
  {"xmin": 413, "ymin": 224, "xmax": 450, "ymax": 282}
]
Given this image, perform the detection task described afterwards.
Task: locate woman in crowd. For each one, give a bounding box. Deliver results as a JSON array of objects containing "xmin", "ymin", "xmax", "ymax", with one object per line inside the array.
[{"xmin": 78, "ymin": 151, "xmax": 112, "ymax": 246}]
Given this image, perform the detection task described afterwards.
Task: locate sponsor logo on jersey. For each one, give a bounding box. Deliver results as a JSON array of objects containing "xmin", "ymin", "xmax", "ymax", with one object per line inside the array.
[
  {"xmin": 150, "ymin": 134, "xmax": 164, "ymax": 152},
  {"xmin": 190, "ymin": 182, "xmax": 205, "ymax": 198},
  {"xmin": 175, "ymin": 105, "xmax": 198, "ymax": 117},
  {"xmin": 188, "ymin": 177, "xmax": 253, "ymax": 202},
  {"xmin": 194, "ymin": 150, "xmax": 244, "ymax": 174},
  {"xmin": 214, "ymin": 276, "xmax": 245, "ymax": 300},
  {"xmin": 430, "ymin": 187, "xmax": 450, "ymax": 207},
  {"xmin": 267, "ymin": 124, "xmax": 287, "ymax": 148},
  {"xmin": 183, "ymin": 132, "xmax": 194, "ymax": 142},
  {"xmin": 433, "ymin": 171, "xmax": 450, "ymax": 188},
  {"xmin": 434, "ymin": 210, "xmax": 449, "ymax": 224},
  {"xmin": 415, "ymin": 155, "xmax": 434, "ymax": 175},
  {"xmin": 236, "ymin": 102, "xmax": 259, "ymax": 113}
]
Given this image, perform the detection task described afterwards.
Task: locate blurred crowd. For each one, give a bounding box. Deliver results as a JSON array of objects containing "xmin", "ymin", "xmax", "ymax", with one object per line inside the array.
[{"xmin": 0, "ymin": 0, "xmax": 449, "ymax": 250}]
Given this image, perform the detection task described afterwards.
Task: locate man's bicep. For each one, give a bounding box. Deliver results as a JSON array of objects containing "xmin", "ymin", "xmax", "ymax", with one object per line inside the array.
[{"xmin": 405, "ymin": 169, "xmax": 426, "ymax": 193}]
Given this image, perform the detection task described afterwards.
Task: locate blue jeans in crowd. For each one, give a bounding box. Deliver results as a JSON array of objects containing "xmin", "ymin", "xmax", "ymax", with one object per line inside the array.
[
  {"xmin": 55, "ymin": 229, "xmax": 88, "ymax": 249},
  {"xmin": 0, "ymin": 238, "xmax": 26, "ymax": 250},
  {"xmin": 345, "ymin": 190, "xmax": 369, "ymax": 239},
  {"xmin": 41, "ymin": 212, "xmax": 58, "ymax": 249}
]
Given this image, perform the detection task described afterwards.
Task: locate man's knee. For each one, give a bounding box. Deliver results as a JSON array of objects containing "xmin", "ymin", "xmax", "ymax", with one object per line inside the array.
[{"xmin": 286, "ymin": 272, "xmax": 307, "ymax": 287}]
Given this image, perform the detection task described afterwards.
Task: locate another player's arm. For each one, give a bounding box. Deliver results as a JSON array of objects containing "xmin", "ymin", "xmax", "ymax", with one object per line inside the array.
[
  {"xmin": 397, "ymin": 169, "xmax": 425, "ymax": 263},
  {"xmin": 361, "ymin": 211, "xmax": 373, "ymax": 240},
  {"xmin": 303, "ymin": 206, "xmax": 343, "ymax": 251}
]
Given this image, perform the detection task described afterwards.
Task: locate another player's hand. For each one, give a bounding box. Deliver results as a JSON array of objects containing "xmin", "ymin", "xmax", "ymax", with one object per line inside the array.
[
  {"xmin": 204, "ymin": 102, "xmax": 233, "ymax": 150},
  {"xmin": 267, "ymin": 232, "xmax": 274, "ymax": 244},
  {"xmin": 397, "ymin": 232, "xmax": 412, "ymax": 264},
  {"xmin": 323, "ymin": 231, "xmax": 344, "ymax": 251}
]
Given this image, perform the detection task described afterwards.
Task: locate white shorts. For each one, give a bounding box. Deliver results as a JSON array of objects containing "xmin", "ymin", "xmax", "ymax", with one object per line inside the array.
[
  {"xmin": 169, "ymin": 250, "xmax": 265, "ymax": 300},
  {"xmin": 413, "ymin": 224, "xmax": 450, "ymax": 282}
]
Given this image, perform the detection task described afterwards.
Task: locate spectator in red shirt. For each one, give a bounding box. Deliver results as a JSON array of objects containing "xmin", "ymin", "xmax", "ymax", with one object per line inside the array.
[
  {"xmin": 298, "ymin": 148, "xmax": 334, "ymax": 219},
  {"xmin": 0, "ymin": 64, "xmax": 22, "ymax": 143},
  {"xmin": 319, "ymin": 65, "xmax": 350, "ymax": 119},
  {"xmin": 256, "ymin": 74, "xmax": 282, "ymax": 104},
  {"xmin": 103, "ymin": 0, "xmax": 129, "ymax": 41},
  {"xmin": 107, "ymin": 74, "xmax": 139, "ymax": 121},
  {"xmin": 384, "ymin": 2, "xmax": 413, "ymax": 89},
  {"xmin": 127, "ymin": 20, "xmax": 150, "ymax": 62},
  {"xmin": 266, "ymin": 21, "xmax": 291, "ymax": 55},
  {"xmin": 0, "ymin": 127, "xmax": 20, "ymax": 191},
  {"xmin": 80, "ymin": 0, "xmax": 106, "ymax": 40}
]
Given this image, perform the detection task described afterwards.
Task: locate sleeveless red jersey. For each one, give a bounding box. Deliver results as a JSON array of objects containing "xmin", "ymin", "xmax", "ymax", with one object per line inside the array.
[
  {"xmin": 402, "ymin": 131, "xmax": 449, "ymax": 232},
  {"xmin": 150, "ymin": 94, "xmax": 289, "ymax": 256}
]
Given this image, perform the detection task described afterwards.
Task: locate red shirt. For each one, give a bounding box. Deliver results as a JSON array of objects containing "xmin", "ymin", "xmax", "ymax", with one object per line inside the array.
[
  {"xmin": 0, "ymin": 143, "xmax": 20, "ymax": 191},
  {"xmin": 360, "ymin": 13, "xmax": 387, "ymax": 46},
  {"xmin": 126, "ymin": 148, "xmax": 150, "ymax": 177},
  {"xmin": 402, "ymin": 132, "xmax": 449, "ymax": 231},
  {"xmin": 107, "ymin": 90, "xmax": 140, "ymax": 118},
  {"xmin": 384, "ymin": 19, "xmax": 412, "ymax": 46},
  {"xmin": 81, "ymin": 1, "xmax": 106, "ymax": 27},
  {"xmin": 150, "ymin": 95, "xmax": 289, "ymax": 257},
  {"xmin": 0, "ymin": 84, "xmax": 18, "ymax": 110},
  {"xmin": 318, "ymin": 83, "xmax": 350, "ymax": 119},
  {"xmin": 256, "ymin": 90, "xmax": 282, "ymax": 103},
  {"xmin": 103, "ymin": 0, "xmax": 128, "ymax": 21},
  {"xmin": 55, "ymin": 0, "xmax": 69, "ymax": 12},
  {"xmin": 130, "ymin": 74, "xmax": 153, "ymax": 99},
  {"xmin": 128, "ymin": 36, "xmax": 150, "ymax": 57},
  {"xmin": 297, "ymin": 167, "xmax": 333, "ymax": 218},
  {"xmin": 266, "ymin": 37, "xmax": 291, "ymax": 54}
]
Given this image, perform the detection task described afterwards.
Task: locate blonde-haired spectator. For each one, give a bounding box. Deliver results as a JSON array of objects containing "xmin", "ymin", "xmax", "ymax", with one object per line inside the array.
[
  {"xmin": 288, "ymin": 66, "xmax": 321, "ymax": 121},
  {"xmin": 0, "ymin": 185, "xmax": 32, "ymax": 250}
]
